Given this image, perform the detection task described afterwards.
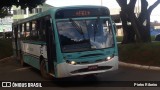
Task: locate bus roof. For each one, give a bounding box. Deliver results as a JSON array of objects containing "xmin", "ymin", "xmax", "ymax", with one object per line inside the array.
[{"xmin": 13, "ymin": 5, "xmax": 110, "ymax": 25}]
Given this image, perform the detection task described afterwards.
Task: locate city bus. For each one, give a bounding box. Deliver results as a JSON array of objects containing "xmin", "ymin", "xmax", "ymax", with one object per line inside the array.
[{"xmin": 12, "ymin": 5, "xmax": 119, "ymax": 79}]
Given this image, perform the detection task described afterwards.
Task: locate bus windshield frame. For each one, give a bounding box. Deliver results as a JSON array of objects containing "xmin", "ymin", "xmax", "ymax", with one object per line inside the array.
[{"xmin": 56, "ymin": 17, "xmax": 115, "ymax": 53}]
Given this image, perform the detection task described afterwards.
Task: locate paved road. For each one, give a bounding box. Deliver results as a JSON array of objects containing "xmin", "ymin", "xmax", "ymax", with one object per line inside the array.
[{"xmin": 0, "ymin": 57, "xmax": 160, "ymax": 90}]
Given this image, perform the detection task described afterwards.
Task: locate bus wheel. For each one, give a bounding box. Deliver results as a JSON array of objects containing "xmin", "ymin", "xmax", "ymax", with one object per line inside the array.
[{"xmin": 40, "ymin": 60, "xmax": 52, "ymax": 79}]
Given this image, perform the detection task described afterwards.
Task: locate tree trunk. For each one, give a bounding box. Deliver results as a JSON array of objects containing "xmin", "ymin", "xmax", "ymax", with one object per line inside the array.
[
  {"xmin": 116, "ymin": 0, "xmax": 159, "ymax": 44},
  {"xmin": 120, "ymin": 11, "xmax": 136, "ymax": 44},
  {"xmin": 120, "ymin": 11, "xmax": 128, "ymax": 44}
]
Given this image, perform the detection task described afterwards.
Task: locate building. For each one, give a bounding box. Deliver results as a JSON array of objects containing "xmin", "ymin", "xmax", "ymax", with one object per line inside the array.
[
  {"xmin": 0, "ymin": 15, "xmax": 13, "ymax": 38},
  {"xmin": 0, "ymin": 3, "xmax": 53, "ymax": 38},
  {"xmin": 12, "ymin": 3, "xmax": 53, "ymax": 22},
  {"xmin": 0, "ymin": 16, "xmax": 13, "ymax": 32}
]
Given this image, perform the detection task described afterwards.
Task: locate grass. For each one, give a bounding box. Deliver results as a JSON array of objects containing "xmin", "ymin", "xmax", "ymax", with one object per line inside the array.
[
  {"xmin": 116, "ymin": 36, "xmax": 156, "ymax": 42},
  {"xmin": 0, "ymin": 39, "xmax": 13, "ymax": 60},
  {"xmin": 118, "ymin": 42, "xmax": 160, "ymax": 67}
]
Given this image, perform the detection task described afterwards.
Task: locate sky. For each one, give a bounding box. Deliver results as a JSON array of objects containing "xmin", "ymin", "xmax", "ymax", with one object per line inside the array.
[{"xmin": 46, "ymin": 0, "xmax": 160, "ymax": 22}]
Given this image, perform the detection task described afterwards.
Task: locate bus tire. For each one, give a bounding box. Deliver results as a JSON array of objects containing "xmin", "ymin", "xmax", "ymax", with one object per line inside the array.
[{"xmin": 40, "ymin": 60, "xmax": 52, "ymax": 79}]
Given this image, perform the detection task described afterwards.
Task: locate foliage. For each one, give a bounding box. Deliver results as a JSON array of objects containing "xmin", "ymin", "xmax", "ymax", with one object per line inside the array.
[
  {"xmin": 0, "ymin": 7, "xmax": 10, "ymax": 18},
  {"xmin": 0, "ymin": 0, "xmax": 46, "ymax": 18}
]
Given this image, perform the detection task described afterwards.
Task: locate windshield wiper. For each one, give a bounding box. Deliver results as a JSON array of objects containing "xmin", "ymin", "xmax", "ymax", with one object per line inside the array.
[
  {"xmin": 69, "ymin": 18, "xmax": 84, "ymax": 36},
  {"xmin": 93, "ymin": 17, "xmax": 99, "ymax": 41}
]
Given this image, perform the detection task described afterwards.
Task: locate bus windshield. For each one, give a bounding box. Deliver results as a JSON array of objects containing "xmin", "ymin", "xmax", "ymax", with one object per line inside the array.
[{"xmin": 56, "ymin": 18, "xmax": 114, "ymax": 52}]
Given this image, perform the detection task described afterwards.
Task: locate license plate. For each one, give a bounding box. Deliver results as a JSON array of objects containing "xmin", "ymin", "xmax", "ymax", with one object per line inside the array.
[{"xmin": 88, "ymin": 65, "xmax": 98, "ymax": 70}]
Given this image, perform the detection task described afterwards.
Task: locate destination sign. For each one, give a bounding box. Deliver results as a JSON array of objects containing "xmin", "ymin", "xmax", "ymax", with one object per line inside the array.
[{"xmin": 55, "ymin": 6, "xmax": 110, "ymax": 19}]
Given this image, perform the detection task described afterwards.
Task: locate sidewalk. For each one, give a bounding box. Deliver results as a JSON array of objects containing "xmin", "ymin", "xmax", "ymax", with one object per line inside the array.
[{"xmin": 0, "ymin": 56, "xmax": 14, "ymax": 62}]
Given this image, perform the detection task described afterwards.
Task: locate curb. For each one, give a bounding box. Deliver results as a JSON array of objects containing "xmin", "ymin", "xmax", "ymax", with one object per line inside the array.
[
  {"xmin": 119, "ymin": 61, "xmax": 160, "ymax": 71},
  {"xmin": 0, "ymin": 56, "xmax": 14, "ymax": 62}
]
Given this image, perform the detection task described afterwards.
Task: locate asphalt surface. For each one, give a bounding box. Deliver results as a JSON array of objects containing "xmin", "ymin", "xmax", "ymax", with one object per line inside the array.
[{"xmin": 1, "ymin": 57, "xmax": 160, "ymax": 90}]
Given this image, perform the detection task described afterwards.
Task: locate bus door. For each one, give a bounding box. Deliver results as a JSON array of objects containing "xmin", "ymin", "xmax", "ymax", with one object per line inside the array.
[{"xmin": 45, "ymin": 17, "xmax": 56, "ymax": 74}]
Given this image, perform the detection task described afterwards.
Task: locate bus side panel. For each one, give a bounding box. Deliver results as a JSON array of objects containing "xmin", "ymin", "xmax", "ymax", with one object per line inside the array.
[
  {"xmin": 23, "ymin": 54, "xmax": 31, "ymax": 65},
  {"xmin": 22, "ymin": 42, "xmax": 42, "ymax": 69},
  {"xmin": 23, "ymin": 54, "xmax": 40, "ymax": 69}
]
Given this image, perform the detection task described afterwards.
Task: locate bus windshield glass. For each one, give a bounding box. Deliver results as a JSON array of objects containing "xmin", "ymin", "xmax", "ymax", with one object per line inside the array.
[{"xmin": 56, "ymin": 18, "xmax": 114, "ymax": 52}]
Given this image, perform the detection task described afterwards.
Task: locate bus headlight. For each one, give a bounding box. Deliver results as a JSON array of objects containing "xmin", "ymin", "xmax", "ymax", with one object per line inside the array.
[
  {"xmin": 66, "ymin": 60, "xmax": 77, "ymax": 65},
  {"xmin": 106, "ymin": 54, "xmax": 114, "ymax": 61},
  {"xmin": 70, "ymin": 61, "xmax": 76, "ymax": 65},
  {"xmin": 107, "ymin": 56, "xmax": 112, "ymax": 60}
]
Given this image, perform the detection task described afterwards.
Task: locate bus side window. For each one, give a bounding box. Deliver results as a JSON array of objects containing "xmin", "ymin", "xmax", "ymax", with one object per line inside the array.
[
  {"xmin": 21, "ymin": 24, "xmax": 25, "ymax": 40},
  {"xmin": 19, "ymin": 24, "xmax": 22, "ymax": 39},
  {"xmin": 15, "ymin": 26, "xmax": 18, "ymax": 40},
  {"xmin": 25, "ymin": 22, "xmax": 31, "ymax": 40},
  {"xmin": 36, "ymin": 19, "xmax": 40, "ymax": 41},
  {"xmin": 39, "ymin": 18, "xmax": 46, "ymax": 41},
  {"xmin": 17, "ymin": 25, "xmax": 21, "ymax": 39},
  {"xmin": 30, "ymin": 20, "xmax": 38, "ymax": 40},
  {"xmin": 12, "ymin": 26, "xmax": 15, "ymax": 40}
]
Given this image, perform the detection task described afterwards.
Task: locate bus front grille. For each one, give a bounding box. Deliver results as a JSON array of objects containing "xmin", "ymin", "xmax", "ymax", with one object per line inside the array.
[{"xmin": 76, "ymin": 59, "xmax": 105, "ymax": 65}]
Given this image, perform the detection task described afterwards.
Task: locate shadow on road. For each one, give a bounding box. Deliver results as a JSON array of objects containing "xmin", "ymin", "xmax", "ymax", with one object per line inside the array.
[{"xmin": 47, "ymin": 75, "xmax": 100, "ymax": 87}]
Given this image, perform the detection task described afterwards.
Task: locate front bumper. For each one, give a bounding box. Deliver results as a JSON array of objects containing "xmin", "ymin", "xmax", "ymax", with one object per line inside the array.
[{"xmin": 56, "ymin": 56, "xmax": 118, "ymax": 78}]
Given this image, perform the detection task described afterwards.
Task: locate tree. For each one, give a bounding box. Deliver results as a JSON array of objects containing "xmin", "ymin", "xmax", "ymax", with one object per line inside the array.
[
  {"xmin": 116, "ymin": 0, "xmax": 160, "ymax": 44},
  {"xmin": 0, "ymin": 0, "xmax": 46, "ymax": 18},
  {"xmin": 0, "ymin": 7, "xmax": 10, "ymax": 18}
]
